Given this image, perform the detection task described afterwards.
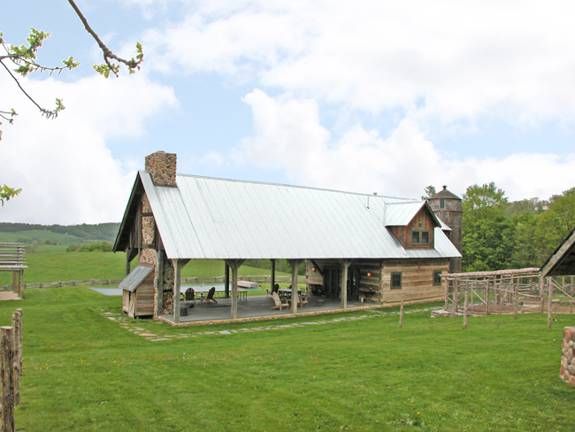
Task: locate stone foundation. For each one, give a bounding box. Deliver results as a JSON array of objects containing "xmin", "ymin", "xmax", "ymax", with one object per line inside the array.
[{"xmin": 560, "ymin": 326, "xmax": 575, "ymax": 387}]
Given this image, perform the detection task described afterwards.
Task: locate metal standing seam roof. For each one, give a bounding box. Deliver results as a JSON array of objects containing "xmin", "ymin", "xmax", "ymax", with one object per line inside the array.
[
  {"xmin": 119, "ymin": 265, "xmax": 153, "ymax": 292},
  {"xmin": 136, "ymin": 171, "xmax": 461, "ymax": 261}
]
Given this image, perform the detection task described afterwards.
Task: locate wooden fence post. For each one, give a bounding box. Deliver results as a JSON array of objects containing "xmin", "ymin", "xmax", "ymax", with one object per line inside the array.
[
  {"xmin": 513, "ymin": 279, "xmax": 518, "ymax": 319},
  {"xmin": 11, "ymin": 310, "xmax": 22, "ymax": 406},
  {"xmin": 399, "ymin": 300, "xmax": 404, "ymax": 328},
  {"xmin": 547, "ymin": 278, "xmax": 553, "ymax": 329},
  {"xmin": 0, "ymin": 326, "xmax": 15, "ymax": 432},
  {"xmin": 463, "ymin": 289, "xmax": 469, "ymax": 329}
]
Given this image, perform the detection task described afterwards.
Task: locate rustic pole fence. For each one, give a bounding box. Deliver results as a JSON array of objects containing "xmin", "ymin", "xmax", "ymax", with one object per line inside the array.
[
  {"xmin": 0, "ymin": 309, "xmax": 23, "ymax": 432},
  {"xmin": 399, "ymin": 300, "xmax": 404, "ymax": 328}
]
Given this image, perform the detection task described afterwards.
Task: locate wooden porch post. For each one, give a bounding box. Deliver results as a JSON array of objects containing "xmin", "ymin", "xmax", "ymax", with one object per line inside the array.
[
  {"xmin": 228, "ymin": 260, "xmax": 241, "ymax": 319},
  {"xmin": 154, "ymin": 250, "xmax": 164, "ymax": 317},
  {"xmin": 173, "ymin": 259, "xmax": 181, "ymax": 323},
  {"xmin": 224, "ymin": 262, "xmax": 230, "ymax": 298},
  {"xmin": 290, "ymin": 260, "xmax": 300, "ymax": 314},
  {"xmin": 270, "ymin": 259, "xmax": 276, "ymax": 293},
  {"xmin": 340, "ymin": 260, "xmax": 351, "ymax": 309}
]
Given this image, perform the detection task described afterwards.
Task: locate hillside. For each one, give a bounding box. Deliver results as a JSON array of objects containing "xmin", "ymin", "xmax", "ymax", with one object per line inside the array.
[{"xmin": 0, "ymin": 222, "xmax": 120, "ymax": 245}]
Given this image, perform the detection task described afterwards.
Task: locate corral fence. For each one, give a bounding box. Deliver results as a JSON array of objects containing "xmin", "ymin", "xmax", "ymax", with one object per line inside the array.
[
  {"xmin": 0, "ymin": 309, "xmax": 23, "ymax": 432},
  {"xmin": 438, "ymin": 268, "xmax": 575, "ymax": 328},
  {"xmin": 1, "ymin": 274, "xmax": 292, "ymax": 290}
]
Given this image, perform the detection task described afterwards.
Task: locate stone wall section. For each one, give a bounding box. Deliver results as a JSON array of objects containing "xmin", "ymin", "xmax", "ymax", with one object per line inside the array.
[{"xmin": 560, "ymin": 326, "xmax": 575, "ymax": 387}]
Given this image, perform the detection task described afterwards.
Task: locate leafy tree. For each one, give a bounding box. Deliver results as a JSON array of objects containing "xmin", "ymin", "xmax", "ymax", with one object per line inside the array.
[
  {"xmin": 462, "ymin": 183, "xmax": 515, "ymax": 271},
  {"xmin": 0, "ymin": 184, "xmax": 21, "ymax": 206},
  {"xmin": 1, "ymin": 0, "xmax": 144, "ymax": 202},
  {"xmin": 421, "ymin": 185, "xmax": 436, "ymax": 200}
]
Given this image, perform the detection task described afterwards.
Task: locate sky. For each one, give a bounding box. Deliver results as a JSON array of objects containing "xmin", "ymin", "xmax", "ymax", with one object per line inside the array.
[{"xmin": 1, "ymin": 0, "xmax": 575, "ymax": 224}]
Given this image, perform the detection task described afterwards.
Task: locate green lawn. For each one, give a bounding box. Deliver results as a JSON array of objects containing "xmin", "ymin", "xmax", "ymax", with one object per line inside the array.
[
  {"xmin": 0, "ymin": 246, "xmax": 284, "ymax": 285},
  {"xmin": 1, "ymin": 288, "xmax": 573, "ymax": 431}
]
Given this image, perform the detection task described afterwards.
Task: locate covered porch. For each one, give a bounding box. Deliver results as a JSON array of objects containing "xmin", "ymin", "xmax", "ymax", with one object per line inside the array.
[{"xmin": 159, "ymin": 258, "xmax": 362, "ymax": 325}]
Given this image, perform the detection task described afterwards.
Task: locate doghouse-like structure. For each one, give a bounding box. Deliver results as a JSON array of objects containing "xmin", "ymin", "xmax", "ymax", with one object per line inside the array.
[{"xmin": 120, "ymin": 265, "xmax": 154, "ymax": 318}]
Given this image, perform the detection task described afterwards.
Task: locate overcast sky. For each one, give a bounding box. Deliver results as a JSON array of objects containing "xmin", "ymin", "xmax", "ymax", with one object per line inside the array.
[{"xmin": 1, "ymin": 0, "xmax": 575, "ymax": 224}]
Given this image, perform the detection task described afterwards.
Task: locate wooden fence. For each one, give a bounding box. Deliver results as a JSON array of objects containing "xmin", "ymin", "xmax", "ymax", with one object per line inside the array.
[
  {"xmin": 0, "ymin": 309, "xmax": 23, "ymax": 432},
  {"xmin": 1, "ymin": 274, "xmax": 292, "ymax": 290},
  {"xmin": 440, "ymin": 268, "xmax": 575, "ymax": 328}
]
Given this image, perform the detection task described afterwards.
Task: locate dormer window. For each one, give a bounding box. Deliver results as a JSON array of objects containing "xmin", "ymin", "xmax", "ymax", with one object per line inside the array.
[{"xmin": 412, "ymin": 230, "xmax": 429, "ymax": 244}]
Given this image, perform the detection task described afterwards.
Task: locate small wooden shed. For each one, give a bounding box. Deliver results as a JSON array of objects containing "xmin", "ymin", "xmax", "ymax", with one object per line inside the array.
[{"xmin": 120, "ymin": 265, "xmax": 154, "ymax": 318}]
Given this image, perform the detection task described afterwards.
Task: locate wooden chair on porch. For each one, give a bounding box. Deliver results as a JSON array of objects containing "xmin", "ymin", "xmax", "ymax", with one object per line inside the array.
[
  {"xmin": 203, "ymin": 287, "xmax": 218, "ymax": 304},
  {"xmin": 271, "ymin": 291, "xmax": 288, "ymax": 310},
  {"xmin": 184, "ymin": 288, "xmax": 195, "ymax": 308},
  {"xmin": 296, "ymin": 293, "xmax": 309, "ymax": 308}
]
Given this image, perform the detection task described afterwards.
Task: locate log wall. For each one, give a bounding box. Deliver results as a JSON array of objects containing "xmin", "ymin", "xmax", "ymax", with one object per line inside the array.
[
  {"xmin": 354, "ymin": 260, "xmax": 383, "ymax": 302},
  {"xmin": 380, "ymin": 259, "xmax": 449, "ymax": 303}
]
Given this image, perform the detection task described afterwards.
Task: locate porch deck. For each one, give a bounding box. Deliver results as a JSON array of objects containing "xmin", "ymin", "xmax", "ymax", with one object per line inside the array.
[{"xmin": 159, "ymin": 295, "xmax": 375, "ymax": 326}]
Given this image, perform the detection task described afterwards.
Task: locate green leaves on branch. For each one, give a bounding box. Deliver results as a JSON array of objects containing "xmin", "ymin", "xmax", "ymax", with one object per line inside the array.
[
  {"xmin": 93, "ymin": 41, "xmax": 144, "ymax": 78},
  {"xmin": 0, "ymin": 185, "xmax": 21, "ymax": 206}
]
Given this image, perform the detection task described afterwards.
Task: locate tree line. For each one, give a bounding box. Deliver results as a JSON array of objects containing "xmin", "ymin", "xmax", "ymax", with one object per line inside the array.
[{"xmin": 459, "ymin": 182, "xmax": 575, "ymax": 272}]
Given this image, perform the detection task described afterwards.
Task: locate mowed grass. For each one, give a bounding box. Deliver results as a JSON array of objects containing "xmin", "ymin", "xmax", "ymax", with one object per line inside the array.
[
  {"xmin": 1, "ymin": 288, "xmax": 573, "ymax": 431},
  {"xmin": 0, "ymin": 246, "xmax": 283, "ymax": 285}
]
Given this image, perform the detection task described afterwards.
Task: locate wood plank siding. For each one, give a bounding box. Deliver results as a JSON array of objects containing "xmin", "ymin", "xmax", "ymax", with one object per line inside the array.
[
  {"xmin": 380, "ymin": 259, "xmax": 449, "ymax": 303},
  {"xmin": 306, "ymin": 258, "xmax": 448, "ymax": 304}
]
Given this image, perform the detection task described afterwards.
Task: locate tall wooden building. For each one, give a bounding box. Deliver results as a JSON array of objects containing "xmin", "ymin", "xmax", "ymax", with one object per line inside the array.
[{"xmin": 113, "ymin": 151, "xmax": 461, "ymax": 323}]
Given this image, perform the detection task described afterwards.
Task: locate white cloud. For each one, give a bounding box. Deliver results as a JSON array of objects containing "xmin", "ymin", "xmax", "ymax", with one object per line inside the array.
[
  {"xmin": 141, "ymin": 0, "xmax": 575, "ymax": 124},
  {"xmin": 239, "ymin": 89, "xmax": 575, "ymax": 200},
  {"xmin": 0, "ymin": 73, "xmax": 176, "ymax": 224}
]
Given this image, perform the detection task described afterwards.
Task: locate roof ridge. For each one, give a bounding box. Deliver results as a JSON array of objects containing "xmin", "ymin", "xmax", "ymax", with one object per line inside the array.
[{"xmin": 174, "ymin": 172, "xmax": 417, "ymax": 201}]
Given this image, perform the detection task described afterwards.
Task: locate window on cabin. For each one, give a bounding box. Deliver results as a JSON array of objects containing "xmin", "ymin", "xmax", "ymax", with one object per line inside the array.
[
  {"xmin": 433, "ymin": 271, "xmax": 442, "ymax": 286},
  {"xmin": 391, "ymin": 272, "xmax": 402, "ymax": 289},
  {"xmin": 411, "ymin": 231, "xmax": 429, "ymax": 244},
  {"xmin": 440, "ymin": 198, "xmax": 445, "ymax": 209}
]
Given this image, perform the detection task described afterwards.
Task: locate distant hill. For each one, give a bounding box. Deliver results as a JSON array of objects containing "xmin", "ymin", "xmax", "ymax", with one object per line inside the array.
[{"xmin": 0, "ymin": 222, "xmax": 120, "ymax": 245}]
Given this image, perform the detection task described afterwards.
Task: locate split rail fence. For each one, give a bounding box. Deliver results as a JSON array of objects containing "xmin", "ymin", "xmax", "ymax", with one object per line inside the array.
[{"xmin": 1, "ymin": 274, "xmax": 292, "ymax": 290}]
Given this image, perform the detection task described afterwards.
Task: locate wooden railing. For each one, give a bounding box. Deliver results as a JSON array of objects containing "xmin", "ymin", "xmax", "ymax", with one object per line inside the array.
[{"xmin": 0, "ymin": 243, "xmax": 26, "ymax": 270}]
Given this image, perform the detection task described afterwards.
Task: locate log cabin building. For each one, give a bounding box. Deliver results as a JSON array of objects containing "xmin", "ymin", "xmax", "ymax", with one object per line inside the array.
[{"xmin": 113, "ymin": 151, "xmax": 461, "ymax": 324}]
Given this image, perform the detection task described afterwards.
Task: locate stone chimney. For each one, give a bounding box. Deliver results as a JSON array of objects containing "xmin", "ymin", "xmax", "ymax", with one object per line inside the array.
[{"xmin": 144, "ymin": 151, "xmax": 177, "ymax": 187}]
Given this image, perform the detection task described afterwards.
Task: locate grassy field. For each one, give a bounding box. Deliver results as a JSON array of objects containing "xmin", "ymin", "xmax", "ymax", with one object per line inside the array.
[
  {"xmin": 0, "ymin": 287, "xmax": 572, "ymax": 431},
  {"xmin": 0, "ymin": 246, "xmax": 284, "ymax": 285}
]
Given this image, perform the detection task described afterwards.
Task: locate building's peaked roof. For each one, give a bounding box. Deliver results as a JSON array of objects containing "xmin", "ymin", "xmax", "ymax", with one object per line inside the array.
[
  {"xmin": 432, "ymin": 186, "xmax": 461, "ymax": 200},
  {"xmin": 115, "ymin": 171, "xmax": 461, "ymax": 260},
  {"xmin": 119, "ymin": 265, "xmax": 153, "ymax": 292},
  {"xmin": 540, "ymin": 227, "xmax": 575, "ymax": 277},
  {"xmin": 384, "ymin": 201, "xmax": 442, "ymax": 227}
]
